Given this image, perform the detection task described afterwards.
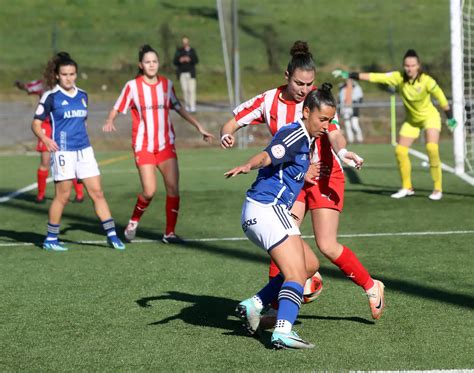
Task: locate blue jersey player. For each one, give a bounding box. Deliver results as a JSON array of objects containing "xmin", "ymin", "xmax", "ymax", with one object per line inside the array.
[
  {"xmin": 225, "ymin": 84, "xmax": 336, "ymax": 349},
  {"xmin": 31, "ymin": 52, "xmax": 125, "ymax": 251}
]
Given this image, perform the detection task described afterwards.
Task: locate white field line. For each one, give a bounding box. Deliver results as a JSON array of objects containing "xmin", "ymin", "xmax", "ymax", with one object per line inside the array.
[
  {"xmin": 1, "ymin": 230, "xmax": 473, "ymax": 247},
  {"xmin": 0, "ymin": 177, "xmax": 53, "ymax": 203},
  {"xmin": 406, "ymin": 148, "xmax": 474, "ymax": 186}
]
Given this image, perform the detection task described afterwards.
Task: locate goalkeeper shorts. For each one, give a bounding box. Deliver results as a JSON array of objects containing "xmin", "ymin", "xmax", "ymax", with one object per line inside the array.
[{"xmin": 400, "ymin": 112, "xmax": 441, "ymax": 139}]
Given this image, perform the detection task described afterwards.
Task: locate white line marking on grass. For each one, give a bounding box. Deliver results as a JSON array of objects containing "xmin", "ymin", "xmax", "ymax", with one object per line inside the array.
[
  {"xmin": 1, "ymin": 230, "xmax": 473, "ymax": 247},
  {"xmin": 0, "ymin": 154, "xmax": 130, "ymax": 203},
  {"xmin": 406, "ymin": 147, "xmax": 474, "ymax": 186},
  {"xmin": 0, "ymin": 177, "xmax": 53, "ymax": 203}
]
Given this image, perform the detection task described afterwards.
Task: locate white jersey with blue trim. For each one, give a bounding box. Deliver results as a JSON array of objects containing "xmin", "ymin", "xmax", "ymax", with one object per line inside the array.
[
  {"xmin": 34, "ymin": 85, "xmax": 90, "ymax": 151},
  {"xmin": 246, "ymin": 119, "xmax": 312, "ymax": 208}
]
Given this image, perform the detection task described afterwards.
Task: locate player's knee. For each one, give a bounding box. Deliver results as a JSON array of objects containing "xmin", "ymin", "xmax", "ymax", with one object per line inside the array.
[
  {"xmin": 316, "ymin": 240, "xmax": 340, "ymax": 260},
  {"xmin": 142, "ymin": 190, "xmax": 155, "ymax": 200},
  {"xmin": 395, "ymin": 144, "xmax": 409, "ymax": 157},
  {"xmin": 89, "ymin": 189, "xmax": 105, "ymax": 201},
  {"xmin": 166, "ymin": 185, "xmax": 179, "ymax": 197}
]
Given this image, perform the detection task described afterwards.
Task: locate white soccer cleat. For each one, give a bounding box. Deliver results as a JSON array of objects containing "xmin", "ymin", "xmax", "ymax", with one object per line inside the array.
[
  {"xmin": 428, "ymin": 190, "xmax": 443, "ymax": 201},
  {"xmin": 366, "ymin": 280, "xmax": 385, "ymax": 320},
  {"xmin": 390, "ymin": 188, "xmax": 415, "ymax": 199},
  {"xmin": 124, "ymin": 220, "xmax": 139, "ymax": 242}
]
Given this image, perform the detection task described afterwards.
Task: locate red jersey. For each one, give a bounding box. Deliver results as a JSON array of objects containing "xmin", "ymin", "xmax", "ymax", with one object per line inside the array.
[
  {"xmin": 25, "ymin": 79, "xmax": 45, "ymax": 96},
  {"xmin": 114, "ymin": 75, "xmax": 181, "ymax": 152},
  {"xmin": 233, "ymin": 85, "xmax": 344, "ymax": 175}
]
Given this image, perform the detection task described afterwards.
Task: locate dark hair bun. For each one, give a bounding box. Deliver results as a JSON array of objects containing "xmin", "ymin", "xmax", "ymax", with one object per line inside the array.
[
  {"xmin": 290, "ymin": 40, "xmax": 312, "ymax": 59},
  {"xmin": 320, "ymin": 82, "xmax": 333, "ymax": 92},
  {"xmin": 404, "ymin": 49, "xmax": 419, "ymax": 59},
  {"xmin": 139, "ymin": 44, "xmax": 154, "ymax": 54},
  {"xmin": 56, "ymin": 52, "xmax": 71, "ymax": 59}
]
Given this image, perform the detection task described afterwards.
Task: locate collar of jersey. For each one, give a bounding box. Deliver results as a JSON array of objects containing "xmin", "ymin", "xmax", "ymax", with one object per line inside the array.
[
  {"xmin": 140, "ymin": 75, "xmax": 161, "ymax": 87},
  {"xmin": 56, "ymin": 84, "xmax": 78, "ymax": 98},
  {"xmin": 297, "ymin": 118, "xmax": 312, "ymax": 143}
]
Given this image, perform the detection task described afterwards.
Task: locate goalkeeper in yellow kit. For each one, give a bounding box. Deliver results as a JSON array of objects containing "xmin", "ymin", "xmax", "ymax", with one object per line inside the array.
[{"xmin": 333, "ymin": 49, "xmax": 457, "ymax": 200}]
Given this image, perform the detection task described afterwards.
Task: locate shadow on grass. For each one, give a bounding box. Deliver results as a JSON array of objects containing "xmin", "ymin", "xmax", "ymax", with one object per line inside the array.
[
  {"xmin": 136, "ymin": 291, "xmax": 270, "ymax": 347},
  {"xmin": 2, "ymin": 197, "xmax": 473, "ymax": 310},
  {"xmin": 299, "ymin": 314, "xmax": 374, "ymax": 325}
]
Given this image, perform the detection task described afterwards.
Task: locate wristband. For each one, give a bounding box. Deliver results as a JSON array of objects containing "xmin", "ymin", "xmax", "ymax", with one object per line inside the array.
[
  {"xmin": 337, "ymin": 148, "xmax": 348, "ymax": 160},
  {"xmin": 445, "ymin": 108, "xmax": 453, "ymax": 120},
  {"xmin": 349, "ymin": 72, "xmax": 360, "ymax": 80},
  {"xmin": 221, "ymin": 134, "xmax": 232, "ymax": 143}
]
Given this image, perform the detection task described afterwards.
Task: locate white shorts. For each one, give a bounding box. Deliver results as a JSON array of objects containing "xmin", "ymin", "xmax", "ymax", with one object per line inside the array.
[
  {"xmin": 241, "ymin": 199, "xmax": 300, "ymax": 252},
  {"xmin": 51, "ymin": 146, "xmax": 100, "ymax": 181}
]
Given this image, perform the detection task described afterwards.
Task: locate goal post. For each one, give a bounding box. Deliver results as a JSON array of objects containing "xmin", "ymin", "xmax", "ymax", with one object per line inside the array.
[{"xmin": 450, "ymin": 0, "xmax": 466, "ymax": 174}]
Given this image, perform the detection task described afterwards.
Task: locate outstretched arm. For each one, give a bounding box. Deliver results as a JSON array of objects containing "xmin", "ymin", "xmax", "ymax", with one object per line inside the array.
[
  {"xmin": 329, "ymin": 129, "xmax": 364, "ymax": 169},
  {"xmin": 103, "ymin": 108, "xmax": 119, "ymax": 132},
  {"xmin": 224, "ymin": 151, "xmax": 271, "ymax": 178},
  {"xmin": 177, "ymin": 106, "xmax": 214, "ymax": 142}
]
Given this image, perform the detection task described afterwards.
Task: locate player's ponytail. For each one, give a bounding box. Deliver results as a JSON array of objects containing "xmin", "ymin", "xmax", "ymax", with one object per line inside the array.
[
  {"xmin": 287, "ymin": 40, "xmax": 315, "ymax": 78},
  {"xmin": 303, "ymin": 82, "xmax": 336, "ymax": 112},
  {"xmin": 138, "ymin": 44, "xmax": 159, "ymax": 75},
  {"xmin": 43, "ymin": 51, "xmax": 78, "ymax": 88}
]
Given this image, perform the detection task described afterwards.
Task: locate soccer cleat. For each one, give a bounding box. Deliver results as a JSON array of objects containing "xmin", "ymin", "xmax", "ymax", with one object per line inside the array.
[
  {"xmin": 162, "ymin": 232, "xmax": 184, "ymax": 244},
  {"xmin": 259, "ymin": 306, "xmax": 278, "ymax": 330},
  {"xmin": 43, "ymin": 241, "xmax": 68, "ymax": 252},
  {"xmin": 390, "ymin": 188, "xmax": 415, "ymax": 199},
  {"xmin": 235, "ymin": 298, "xmax": 262, "ymax": 336},
  {"xmin": 366, "ymin": 280, "xmax": 385, "ymax": 320},
  {"xmin": 108, "ymin": 236, "xmax": 125, "ymax": 250},
  {"xmin": 303, "ymin": 272, "xmax": 323, "ymax": 304},
  {"xmin": 271, "ymin": 330, "xmax": 315, "ymax": 350},
  {"xmin": 124, "ymin": 220, "xmax": 139, "ymax": 242},
  {"xmin": 428, "ymin": 190, "xmax": 443, "ymax": 201}
]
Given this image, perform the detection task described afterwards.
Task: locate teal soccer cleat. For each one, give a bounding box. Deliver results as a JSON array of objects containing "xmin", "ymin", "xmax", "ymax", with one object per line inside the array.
[
  {"xmin": 271, "ymin": 330, "xmax": 315, "ymax": 350},
  {"xmin": 235, "ymin": 298, "xmax": 262, "ymax": 336},
  {"xmin": 43, "ymin": 241, "xmax": 68, "ymax": 252},
  {"xmin": 108, "ymin": 236, "xmax": 126, "ymax": 250}
]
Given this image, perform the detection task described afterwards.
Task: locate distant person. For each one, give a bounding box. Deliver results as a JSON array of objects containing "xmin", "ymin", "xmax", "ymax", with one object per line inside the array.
[
  {"xmin": 173, "ymin": 36, "xmax": 199, "ymax": 113},
  {"xmin": 338, "ymin": 79, "xmax": 364, "ymax": 143},
  {"xmin": 32, "ymin": 52, "xmax": 125, "ymax": 251},
  {"xmin": 333, "ymin": 49, "xmax": 457, "ymax": 200},
  {"xmin": 15, "ymin": 72, "xmax": 84, "ymax": 203},
  {"xmin": 103, "ymin": 44, "xmax": 213, "ymax": 244}
]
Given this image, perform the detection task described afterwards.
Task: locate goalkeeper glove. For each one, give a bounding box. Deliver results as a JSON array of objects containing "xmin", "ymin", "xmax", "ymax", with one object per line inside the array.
[
  {"xmin": 446, "ymin": 118, "xmax": 457, "ymax": 132},
  {"xmin": 332, "ymin": 69, "xmax": 349, "ymax": 79}
]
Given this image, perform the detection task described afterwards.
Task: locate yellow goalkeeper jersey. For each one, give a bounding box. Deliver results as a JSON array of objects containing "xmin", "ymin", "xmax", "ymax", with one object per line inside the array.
[{"xmin": 368, "ymin": 71, "xmax": 448, "ymax": 123}]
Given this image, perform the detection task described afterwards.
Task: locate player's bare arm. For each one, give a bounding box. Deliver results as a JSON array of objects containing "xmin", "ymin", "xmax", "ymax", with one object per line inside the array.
[{"xmin": 224, "ymin": 151, "xmax": 271, "ymax": 178}]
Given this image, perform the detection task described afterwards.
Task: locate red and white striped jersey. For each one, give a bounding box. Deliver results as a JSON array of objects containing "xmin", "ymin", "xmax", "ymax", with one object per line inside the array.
[
  {"xmin": 114, "ymin": 75, "xmax": 181, "ymax": 152},
  {"xmin": 24, "ymin": 79, "xmax": 45, "ymax": 96},
  {"xmin": 233, "ymin": 85, "xmax": 344, "ymax": 174}
]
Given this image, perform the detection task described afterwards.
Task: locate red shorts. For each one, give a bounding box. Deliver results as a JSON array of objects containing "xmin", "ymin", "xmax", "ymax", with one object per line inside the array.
[
  {"xmin": 36, "ymin": 120, "xmax": 52, "ymax": 152},
  {"xmin": 134, "ymin": 145, "xmax": 177, "ymax": 167},
  {"xmin": 296, "ymin": 172, "xmax": 345, "ymax": 212}
]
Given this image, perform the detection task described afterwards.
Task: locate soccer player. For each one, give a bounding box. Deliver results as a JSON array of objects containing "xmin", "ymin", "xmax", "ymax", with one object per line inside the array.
[
  {"xmin": 226, "ymin": 85, "xmax": 335, "ymax": 349},
  {"xmin": 15, "ymin": 70, "xmax": 84, "ymax": 203},
  {"xmin": 221, "ymin": 41, "xmax": 385, "ymax": 322},
  {"xmin": 31, "ymin": 52, "xmax": 125, "ymax": 251},
  {"xmin": 103, "ymin": 45, "xmax": 214, "ymax": 243},
  {"xmin": 333, "ymin": 49, "xmax": 457, "ymax": 200}
]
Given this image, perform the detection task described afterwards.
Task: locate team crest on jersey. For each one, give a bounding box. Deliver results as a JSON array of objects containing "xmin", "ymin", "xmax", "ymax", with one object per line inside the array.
[
  {"xmin": 271, "ymin": 144, "xmax": 285, "ymax": 159},
  {"xmin": 35, "ymin": 104, "xmax": 44, "ymax": 116},
  {"xmin": 82, "ymin": 98, "xmax": 87, "ymax": 108}
]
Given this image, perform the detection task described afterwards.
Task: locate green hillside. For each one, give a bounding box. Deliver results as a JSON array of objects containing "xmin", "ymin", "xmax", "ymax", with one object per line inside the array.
[{"xmin": 0, "ymin": 0, "xmax": 451, "ymax": 98}]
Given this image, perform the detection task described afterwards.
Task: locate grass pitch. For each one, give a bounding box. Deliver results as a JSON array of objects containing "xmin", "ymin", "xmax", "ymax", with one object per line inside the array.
[{"xmin": 0, "ymin": 144, "xmax": 473, "ymax": 371}]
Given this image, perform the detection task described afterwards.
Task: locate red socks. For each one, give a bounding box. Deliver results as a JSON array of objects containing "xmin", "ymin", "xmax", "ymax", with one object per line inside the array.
[
  {"xmin": 131, "ymin": 194, "xmax": 152, "ymax": 222},
  {"xmin": 37, "ymin": 169, "xmax": 49, "ymax": 199},
  {"xmin": 72, "ymin": 178, "xmax": 84, "ymax": 199},
  {"xmin": 165, "ymin": 196, "xmax": 180, "ymax": 235},
  {"xmin": 332, "ymin": 245, "xmax": 374, "ymax": 291}
]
